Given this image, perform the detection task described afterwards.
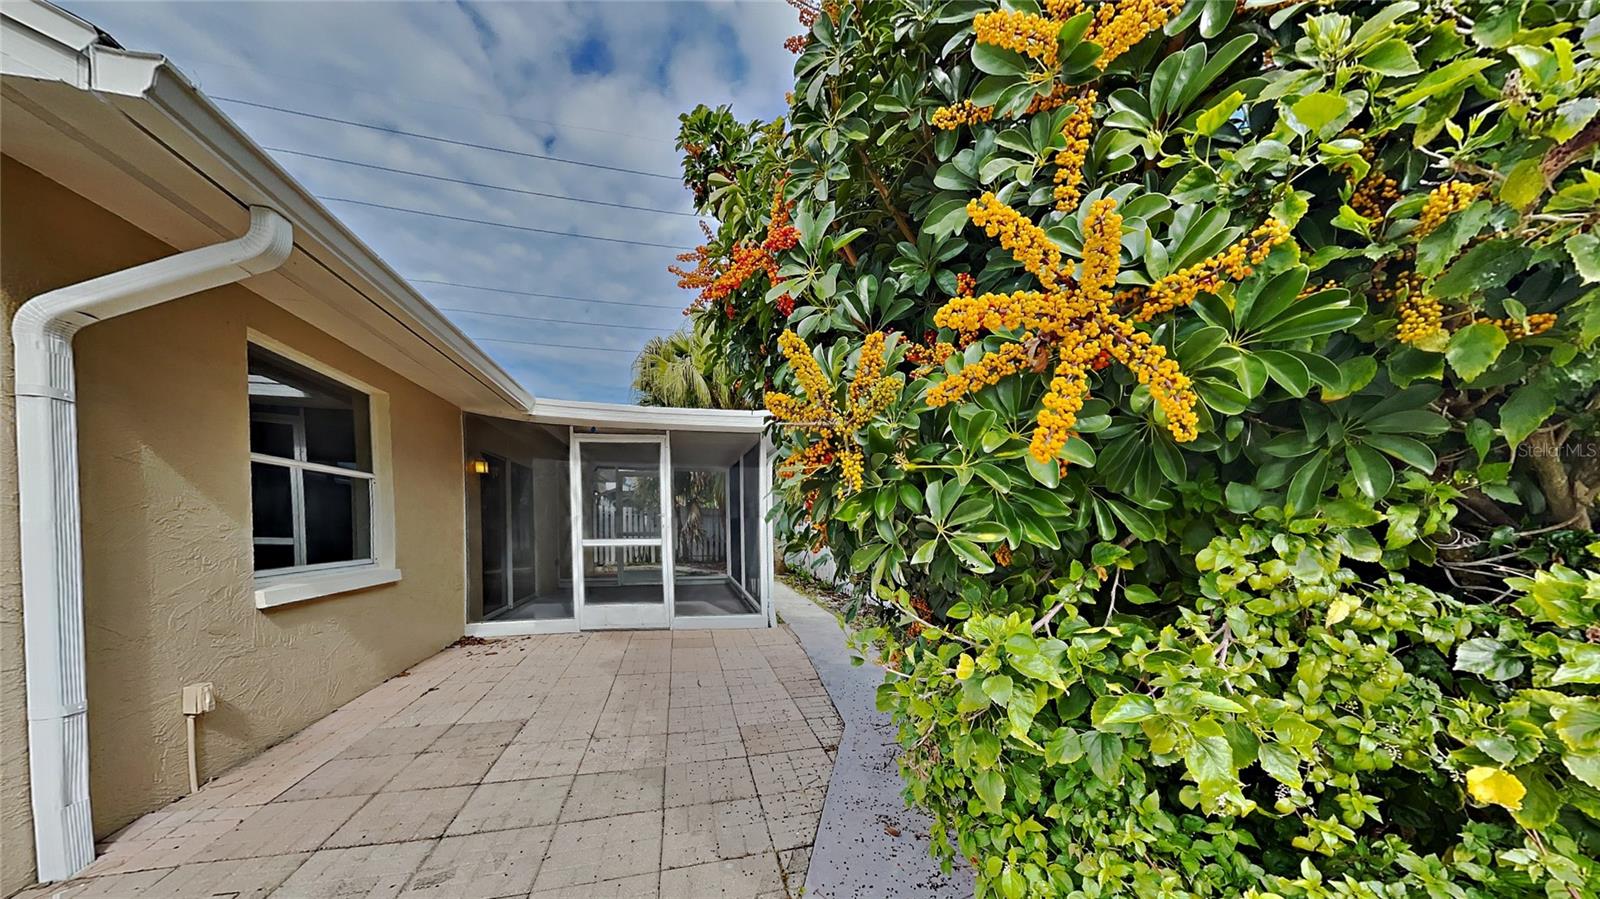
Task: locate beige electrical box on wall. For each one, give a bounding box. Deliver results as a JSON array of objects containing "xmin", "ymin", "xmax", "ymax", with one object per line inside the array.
[{"xmin": 181, "ymin": 682, "xmax": 215, "ymax": 715}]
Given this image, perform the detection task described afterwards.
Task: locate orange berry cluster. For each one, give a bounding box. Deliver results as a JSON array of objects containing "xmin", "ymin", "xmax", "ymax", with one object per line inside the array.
[
  {"xmin": 786, "ymin": 0, "xmax": 819, "ymax": 28},
  {"xmin": 671, "ymin": 181, "xmax": 798, "ymax": 316},
  {"xmin": 956, "ymin": 272, "xmax": 977, "ymax": 296},
  {"xmin": 784, "ymin": 34, "xmax": 808, "ymax": 53},
  {"xmin": 1053, "ymin": 93, "xmax": 1097, "ymax": 214},
  {"xmin": 929, "ymin": 197, "xmax": 1204, "ymax": 455},
  {"xmin": 968, "ymin": 193, "xmax": 1071, "ymax": 290},
  {"xmin": 974, "ymin": 9, "xmax": 1060, "ymax": 67},
  {"xmin": 1130, "ymin": 218, "xmax": 1292, "ymax": 321},
  {"xmin": 1478, "ymin": 313, "xmax": 1557, "ymax": 340},
  {"xmin": 1085, "ymin": 0, "xmax": 1186, "ymax": 69},
  {"xmin": 1416, "ymin": 181, "xmax": 1479, "ymax": 238},
  {"xmin": 906, "ymin": 340, "xmax": 956, "ymax": 378},
  {"xmin": 766, "ymin": 329, "xmax": 898, "ymax": 495}
]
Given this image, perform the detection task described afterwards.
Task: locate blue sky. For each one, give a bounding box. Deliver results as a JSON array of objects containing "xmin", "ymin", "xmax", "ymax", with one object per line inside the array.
[{"xmin": 66, "ymin": 0, "xmax": 798, "ymax": 403}]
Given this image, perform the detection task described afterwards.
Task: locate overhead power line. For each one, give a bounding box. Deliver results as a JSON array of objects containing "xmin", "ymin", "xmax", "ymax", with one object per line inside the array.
[
  {"xmin": 267, "ymin": 147, "xmax": 700, "ymax": 217},
  {"xmin": 410, "ymin": 277, "xmax": 689, "ymax": 312},
  {"xmin": 318, "ymin": 196, "xmax": 694, "ymax": 249},
  {"xmin": 441, "ymin": 307, "xmax": 675, "ymax": 333},
  {"xmin": 470, "ymin": 336, "xmax": 642, "ymax": 354},
  {"xmin": 181, "ymin": 56, "xmax": 676, "ymax": 144},
  {"xmin": 216, "ymin": 96, "xmax": 681, "ymax": 179}
]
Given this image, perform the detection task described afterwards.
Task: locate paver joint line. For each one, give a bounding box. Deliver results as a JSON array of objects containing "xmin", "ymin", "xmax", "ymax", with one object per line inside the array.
[{"xmin": 29, "ymin": 623, "xmax": 865, "ymax": 899}]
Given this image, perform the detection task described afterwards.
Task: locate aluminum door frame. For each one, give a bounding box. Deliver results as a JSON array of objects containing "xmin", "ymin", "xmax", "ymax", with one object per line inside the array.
[{"xmin": 571, "ymin": 432, "xmax": 673, "ymax": 629}]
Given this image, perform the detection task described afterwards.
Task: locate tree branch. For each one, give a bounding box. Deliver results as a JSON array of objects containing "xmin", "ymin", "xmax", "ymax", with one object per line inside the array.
[
  {"xmin": 856, "ymin": 148, "xmax": 917, "ymax": 243},
  {"xmin": 1526, "ymin": 428, "xmax": 1592, "ymax": 531},
  {"xmin": 1541, "ymin": 116, "xmax": 1600, "ymax": 182}
]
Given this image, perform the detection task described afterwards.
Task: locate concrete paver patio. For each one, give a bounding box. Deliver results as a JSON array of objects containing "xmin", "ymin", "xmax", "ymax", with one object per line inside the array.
[{"xmin": 20, "ymin": 628, "xmax": 846, "ymax": 899}]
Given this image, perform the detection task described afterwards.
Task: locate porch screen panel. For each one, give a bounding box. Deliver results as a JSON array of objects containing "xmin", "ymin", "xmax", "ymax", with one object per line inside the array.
[
  {"xmin": 480, "ymin": 455, "xmax": 508, "ymax": 612},
  {"xmin": 740, "ymin": 446, "xmax": 760, "ymax": 599},
  {"xmin": 510, "ymin": 462, "xmax": 536, "ymax": 604},
  {"xmin": 727, "ymin": 463, "xmax": 743, "ymax": 588},
  {"xmin": 672, "ymin": 468, "xmax": 726, "ymax": 574}
]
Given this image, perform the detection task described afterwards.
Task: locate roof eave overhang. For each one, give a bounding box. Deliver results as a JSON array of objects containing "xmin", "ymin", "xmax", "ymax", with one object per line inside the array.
[{"xmin": 1, "ymin": 0, "xmax": 537, "ymax": 417}]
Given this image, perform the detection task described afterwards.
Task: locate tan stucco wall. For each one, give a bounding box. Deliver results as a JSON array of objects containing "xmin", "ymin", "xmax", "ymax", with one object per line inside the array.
[
  {"xmin": 1, "ymin": 157, "xmax": 469, "ymax": 886},
  {"xmin": 0, "ymin": 161, "xmax": 36, "ymax": 899}
]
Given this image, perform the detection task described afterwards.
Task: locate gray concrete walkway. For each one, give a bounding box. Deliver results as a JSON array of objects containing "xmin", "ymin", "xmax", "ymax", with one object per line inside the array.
[
  {"xmin": 18, "ymin": 628, "xmax": 846, "ymax": 899},
  {"xmin": 774, "ymin": 582, "xmax": 973, "ymax": 899}
]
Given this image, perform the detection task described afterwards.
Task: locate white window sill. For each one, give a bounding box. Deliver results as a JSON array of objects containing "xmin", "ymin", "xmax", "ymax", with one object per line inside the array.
[{"xmin": 254, "ymin": 566, "xmax": 402, "ymax": 610}]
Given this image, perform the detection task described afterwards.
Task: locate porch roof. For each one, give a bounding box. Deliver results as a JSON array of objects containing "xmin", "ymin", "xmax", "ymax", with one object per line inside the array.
[{"xmin": 527, "ymin": 398, "xmax": 769, "ymax": 434}]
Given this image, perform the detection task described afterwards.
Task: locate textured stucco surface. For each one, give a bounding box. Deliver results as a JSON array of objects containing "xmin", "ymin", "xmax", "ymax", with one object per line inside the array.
[
  {"xmin": 1, "ymin": 158, "xmax": 36, "ymax": 898},
  {"xmin": 1, "ymin": 157, "xmax": 471, "ymax": 893}
]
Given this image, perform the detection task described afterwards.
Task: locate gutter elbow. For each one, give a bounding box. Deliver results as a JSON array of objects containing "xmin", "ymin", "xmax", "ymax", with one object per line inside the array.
[{"xmin": 237, "ymin": 206, "xmax": 295, "ymax": 275}]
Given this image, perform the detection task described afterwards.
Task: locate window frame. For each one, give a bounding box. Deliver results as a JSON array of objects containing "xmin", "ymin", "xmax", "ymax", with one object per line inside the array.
[{"xmin": 246, "ymin": 332, "xmax": 398, "ymax": 608}]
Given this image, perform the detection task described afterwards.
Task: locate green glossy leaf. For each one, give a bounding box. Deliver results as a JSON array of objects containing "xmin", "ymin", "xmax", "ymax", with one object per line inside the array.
[
  {"xmin": 1446, "ymin": 322, "xmax": 1509, "ymax": 381},
  {"xmin": 1499, "ymin": 384, "xmax": 1555, "ymax": 450}
]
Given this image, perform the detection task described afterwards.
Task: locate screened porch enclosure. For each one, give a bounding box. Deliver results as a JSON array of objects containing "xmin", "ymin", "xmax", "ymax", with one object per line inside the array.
[{"xmin": 463, "ymin": 408, "xmax": 771, "ymax": 633}]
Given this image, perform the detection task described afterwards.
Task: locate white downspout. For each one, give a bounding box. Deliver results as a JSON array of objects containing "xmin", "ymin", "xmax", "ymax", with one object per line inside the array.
[{"xmin": 14, "ymin": 206, "xmax": 293, "ymax": 882}]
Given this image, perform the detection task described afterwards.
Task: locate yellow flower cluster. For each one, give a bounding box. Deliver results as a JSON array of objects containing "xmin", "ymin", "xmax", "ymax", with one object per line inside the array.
[
  {"xmin": 766, "ymin": 329, "xmax": 898, "ymax": 496},
  {"xmin": 1416, "ymin": 181, "xmax": 1479, "ymax": 238},
  {"xmin": 765, "ymin": 392, "xmax": 809, "ymax": 422},
  {"xmin": 1396, "ymin": 293, "xmax": 1444, "ymax": 347},
  {"xmin": 849, "ymin": 331, "xmax": 887, "ymax": 406},
  {"xmin": 1053, "ymin": 93, "xmax": 1097, "ymax": 214},
  {"xmin": 1375, "ymin": 270, "xmax": 1423, "ymax": 308},
  {"xmin": 779, "ymin": 329, "xmax": 834, "ymax": 407},
  {"xmin": 935, "ymin": 290, "xmax": 1049, "ymax": 337},
  {"xmin": 1079, "ymin": 197, "xmax": 1122, "ymax": 303},
  {"xmin": 1351, "ymin": 170, "xmax": 1400, "ymax": 221},
  {"xmin": 974, "ymin": 9, "xmax": 1060, "ymax": 67},
  {"xmin": 925, "ymin": 340, "xmax": 1033, "ymax": 407},
  {"xmin": 930, "ymin": 99, "xmax": 995, "ymax": 131},
  {"xmin": 1085, "ymin": 0, "xmax": 1185, "ymax": 69},
  {"xmin": 1027, "ymin": 83, "xmax": 1076, "ymax": 115},
  {"xmin": 1131, "ymin": 218, "xmax": 1292, "ymax": 321},
  {"xmin": 1034, "ymin": 360, "xmax": 1088, "ymax": 462},
  {"xmin": 1479, "ymin": 313, "xmax": 1557, "ymax": 340},
  {"xmin": 1044, "ymin": 0, "xmax": 1084, "ymax": 19},
  {"xmin": 930, "ymin": 197, "xmax": 1205, "ymax": 454},
  {"xmin": 967, "ymin": 193, "xmax": 1071, "ymax": 290},
  {"xmin": 1111, "ymin": 329, "xmax": 1197, "ymax": 442}
]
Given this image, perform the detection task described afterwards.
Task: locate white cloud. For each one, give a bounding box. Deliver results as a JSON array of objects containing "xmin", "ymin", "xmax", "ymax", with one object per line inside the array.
[{"xmin": 66, "ymin": 0, "xmax": 800, "ymax": 403}]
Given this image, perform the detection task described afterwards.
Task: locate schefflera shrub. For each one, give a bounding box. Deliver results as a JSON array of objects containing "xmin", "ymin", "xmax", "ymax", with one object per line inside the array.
[{"xmin": 669, "ymin": 0, "xmax": 1600, "ymax": 895}]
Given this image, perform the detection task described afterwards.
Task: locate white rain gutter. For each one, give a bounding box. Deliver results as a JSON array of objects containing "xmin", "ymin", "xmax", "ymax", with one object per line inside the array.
[{"xmin": 14, "ymin": 206, "xmax": 293, "ymax": 882}]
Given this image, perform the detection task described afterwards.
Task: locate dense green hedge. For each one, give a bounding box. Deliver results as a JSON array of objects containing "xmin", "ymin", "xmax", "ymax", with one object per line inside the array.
[{"xmin": 670, "ymin": 1, "xmax": 1600, "ymax": 895}]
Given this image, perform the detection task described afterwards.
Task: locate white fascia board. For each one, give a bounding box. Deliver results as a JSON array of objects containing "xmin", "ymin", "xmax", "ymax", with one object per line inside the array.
[
  {"xmin": 1, "ymin": 5, "xmax": 155, "ymax": 91},
  {"xmin": 530, "ymin": 398, "xmax": 770, "ymax": 433}
]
